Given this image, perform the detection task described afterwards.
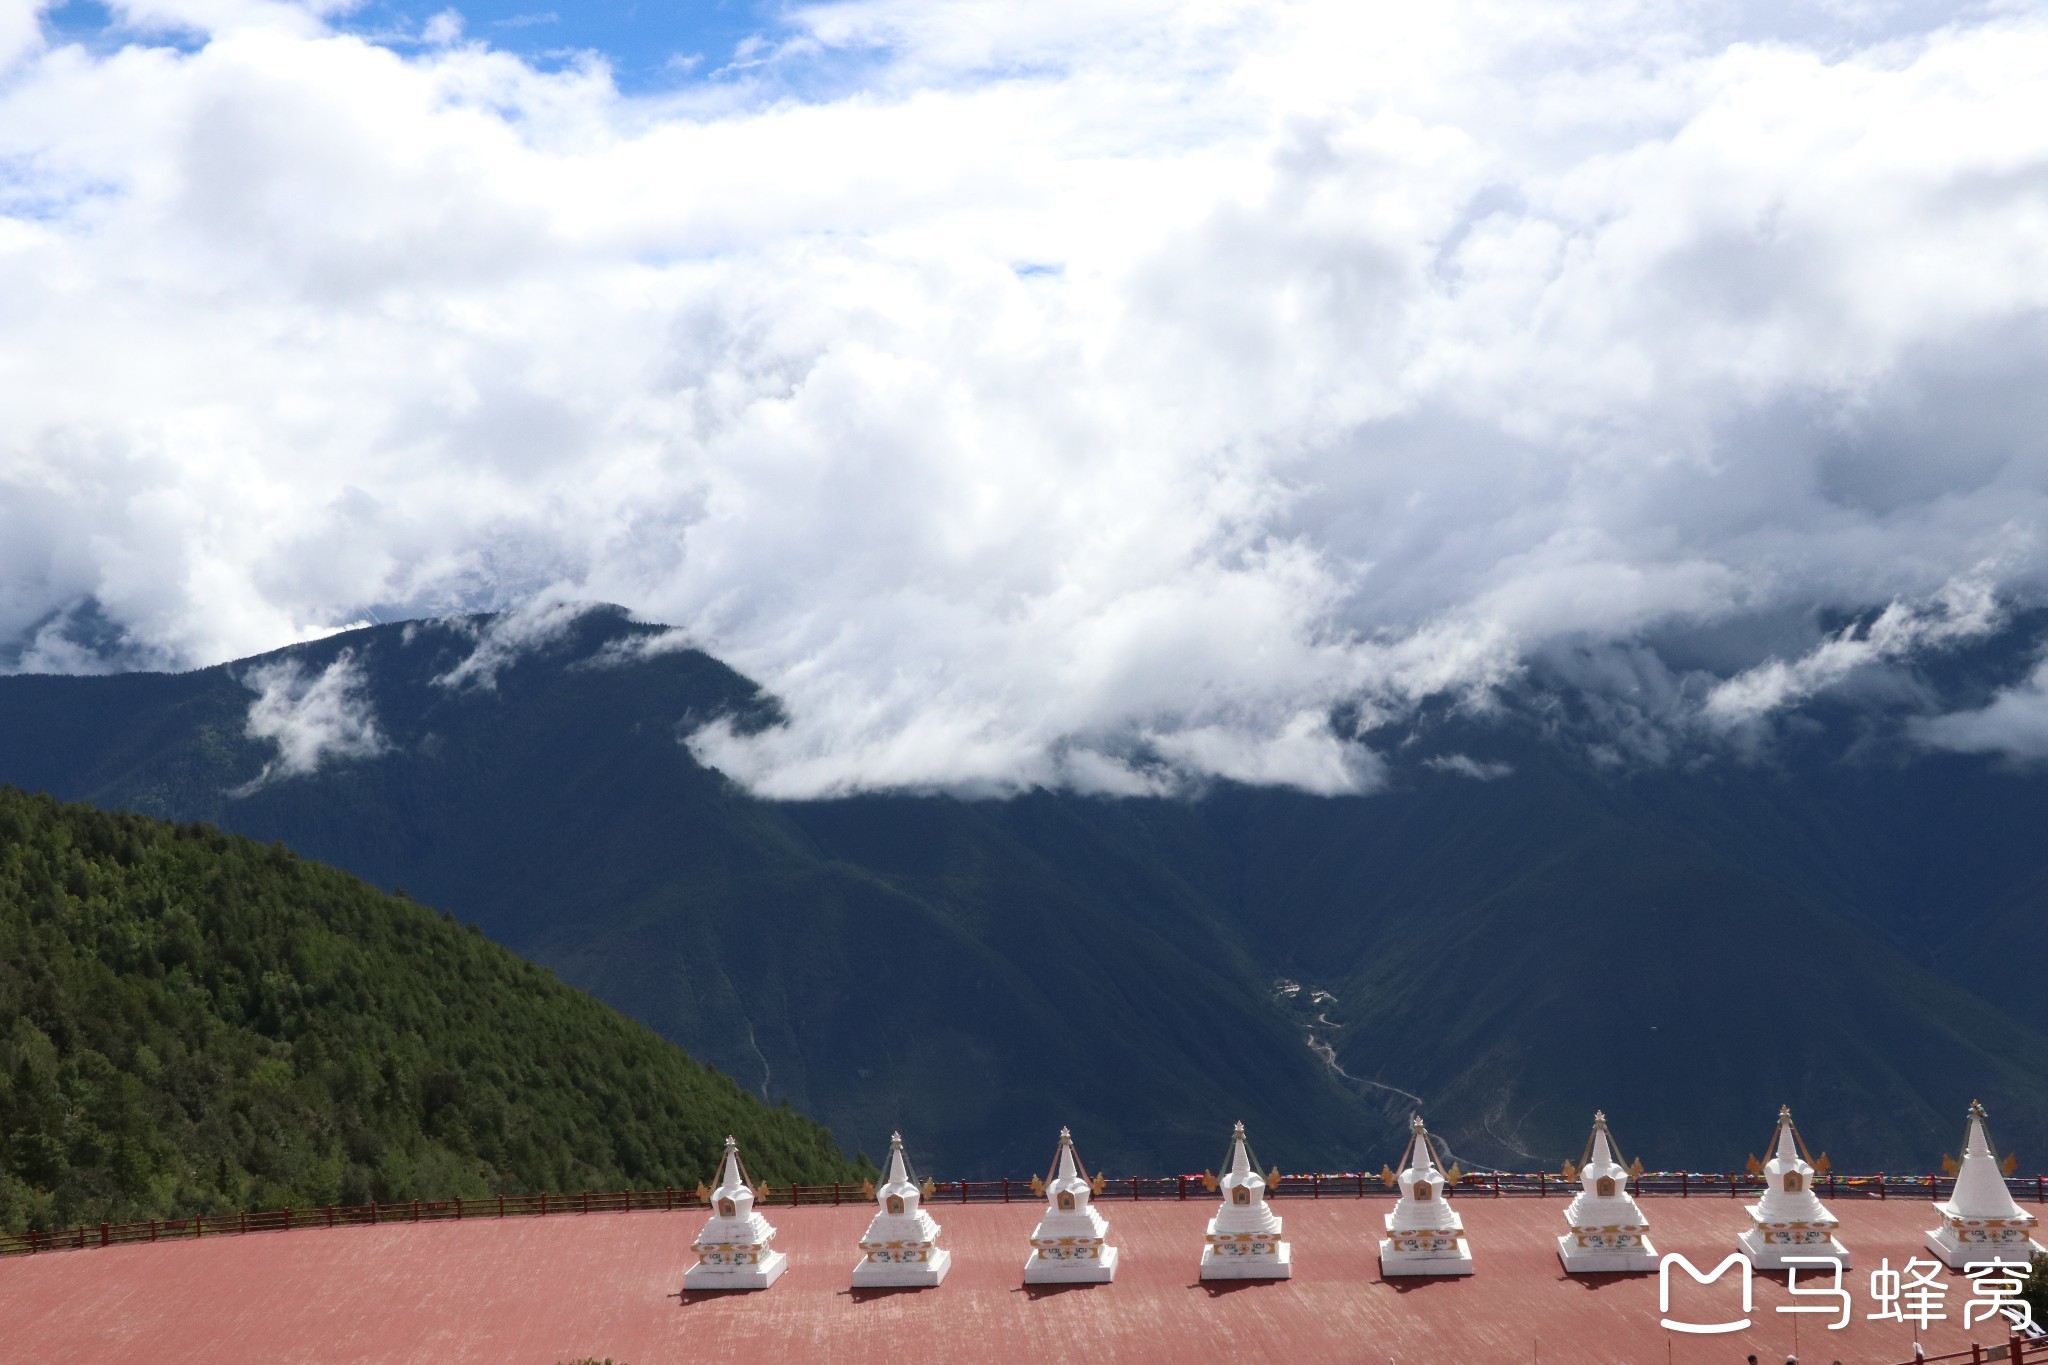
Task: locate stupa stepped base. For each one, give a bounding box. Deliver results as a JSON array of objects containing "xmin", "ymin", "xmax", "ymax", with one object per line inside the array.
[
  {"xmin": 1379, "ymin": 1238, "xmax": 1474, "ymax": 1277},
  {"xmin": 1557, "ymin": 1234, "xmax": 1659, "ymax": 1274},
  {"xmin": 1924, "ymin": 1227, "xmax": 2045, "ymax": 1272},
  {"xmin": 1739, "ymin": 1227, "xmax": 1849, "ymax": 1270},
  {"xmin": 1024, "ymin": 1244, "xmax": 1119, "ymax": 1284},
  {"xmin": 683, "ymin": 1248, "xmax": 789, "ymax": 1291},
  {"xmin": 853, "ymin": 1246, "xmax": 951, "ymax": 1287},
  {"xmin": 1200, "ymin": 1235, "xmax": 1292, "ymax": 1280}
]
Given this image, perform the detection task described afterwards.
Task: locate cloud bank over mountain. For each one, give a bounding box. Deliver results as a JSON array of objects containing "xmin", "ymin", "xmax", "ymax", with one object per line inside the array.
[
  {"xmin": 3, "ymin": 0, "xmax": 2047, "ymax": 794},
  {"xmin": 237, "ymin": 648, "xmax": 386, "ymax": 787}
]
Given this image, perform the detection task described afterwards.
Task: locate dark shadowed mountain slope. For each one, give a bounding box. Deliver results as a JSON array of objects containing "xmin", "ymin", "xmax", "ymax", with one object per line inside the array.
[
  {"xmin": 1194, "ymin": 771, "xmax": 2048, "ymax": 1173},
  {"xmin": 4, "ymin": 606, "xmax": 2046, "ymax": 1176}
]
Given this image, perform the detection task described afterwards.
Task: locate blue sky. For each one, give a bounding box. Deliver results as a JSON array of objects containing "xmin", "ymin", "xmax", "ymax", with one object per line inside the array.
[
  {"xmin": 43, "ymin": 0, "xmax": 791, "ymax": 90},
  {"xmin": 355, "ymin": 0, "xmax": 780, "ymax": 87}
]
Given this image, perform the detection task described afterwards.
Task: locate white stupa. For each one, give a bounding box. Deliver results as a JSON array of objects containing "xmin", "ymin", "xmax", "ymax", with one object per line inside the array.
[
  {"xmin": 1738, "ymin": 1106, "xmax": 1850, "ymax": 1270},
  {"xmin": 852, "ymin": 1131, "xmax": 951, "ymax": 1287},
  {"xmin": 1199, "ymin": 1121, "xmax": 1291, "ymax": 1280},
  {"xmin": 683, "ymin": 1135, "xmax": 789, "ymax": 1290},
  {"xmin": 1557, "ymin": 1111, "xmax": 1657, "ymax": 1273},
  {"xmin": 1925, "ymin": 1101, "xmax": 2045, "ymax": 1270},
  {"xmin": 1379, "ymin": 1115, "xmax": 1473, "ymax": 1276},
  {"xmin": 1024, "ymin": 1127, "xmax": 1119, "ymax": 1284}
]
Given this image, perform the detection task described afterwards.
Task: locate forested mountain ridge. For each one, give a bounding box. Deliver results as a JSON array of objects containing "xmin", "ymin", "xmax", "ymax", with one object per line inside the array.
[
  {"xmin": 0, "ymin": 610, "xmax": 1393, "ymax": 1178},
  {"xmin": 0, "ymin": 786, "xmax": 857, "ymax": 1235},
  {"xmin": 6, "ymin": 606, "xmax": 2048, "ymax": 1178}
]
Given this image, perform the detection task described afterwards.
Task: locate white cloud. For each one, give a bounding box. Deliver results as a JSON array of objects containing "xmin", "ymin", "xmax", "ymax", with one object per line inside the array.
[
  {"xmin": 1701, "ymin": 576, "xmax": 2002, "ymax": 727},
  {"xmin": 4, "ymin": 0, "xmax": 2048, "ymax": 791},
  {"xmin": 1149, "ymin": 713, "xmax": 1383, "ymax": 795},
  {"xmin": 1912, "ymin": 657, "xmax": 2048, "ymax": 761},
  {"xmin": 432, "ymin": 590, "xmax": 596, "ymax": 690},
  {"xmin": 237, "ymin": 648, "xmax": 386, "ymax": 786},
  {"xmin": 421, "ymin": 9, "xmax": 462, "ymax": 47},
  {"xmin": 0, "ymin": 2, "xmax": 48, "ymax": 74},
  {"xmin": 1424, "ymin": 754, "xmax": 1514, "ymax": 781}
]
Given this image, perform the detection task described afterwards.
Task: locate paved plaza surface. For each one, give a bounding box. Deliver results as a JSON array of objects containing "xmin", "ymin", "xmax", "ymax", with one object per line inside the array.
[{"xmin": 0, "ymin": 1196, "xmax": 2025, "ymax": 1362}]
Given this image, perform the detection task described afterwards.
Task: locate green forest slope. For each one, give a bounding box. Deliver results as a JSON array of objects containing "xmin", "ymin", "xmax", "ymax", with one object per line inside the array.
[{"xmin": 0, "ymin": 787, "xmax": 857, "ymax": 1235}]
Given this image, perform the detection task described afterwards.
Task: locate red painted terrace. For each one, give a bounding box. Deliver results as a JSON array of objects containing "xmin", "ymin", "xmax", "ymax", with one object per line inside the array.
[{"xmin": 5, "ymin": 1171, "xmax": 2043, "ymax": 1364}]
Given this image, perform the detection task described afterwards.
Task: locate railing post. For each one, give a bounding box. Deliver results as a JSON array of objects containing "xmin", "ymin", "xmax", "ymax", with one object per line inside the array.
[
  {"xmin": 1680, "ymin": 1171, "xmax": 1688, "ymax": 1197},
  {"xmin": 1006, "ymin": 1178, "xmax": 1015, "ymax": 1204},
  {"xmin": 239, "ymin": 1211, "xmax": 247, "ymax": 1234},
  {"xmin": 325, "ymin": 1206, "xmax": 334, "ymax": 1228},
  {"xmin": 150, "ymin": 1219, "xmax": 158, "ymax": 1242},
  {"xmin": 100, "ymin": 1223, "xmax": 109, "ymax": 1247},
  {"xmin": 498, "ymin": 1194, "xmax": 505, "ymax": 1217}
]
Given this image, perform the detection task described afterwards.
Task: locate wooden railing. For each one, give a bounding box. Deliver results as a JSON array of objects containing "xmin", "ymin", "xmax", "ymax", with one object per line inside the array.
[
  {"xmin": 1884, "ymin": 1333, "xmax": 2041, "ymax": 1364},
  {"xmin": 5, "ymin": 1169, "xmax": 2044, "ymax": 1257}
]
